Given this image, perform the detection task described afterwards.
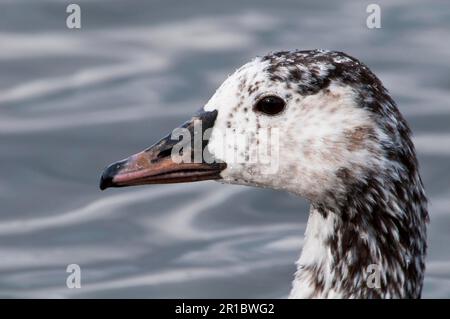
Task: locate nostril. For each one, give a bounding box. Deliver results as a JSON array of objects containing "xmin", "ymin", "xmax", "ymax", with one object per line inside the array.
[{"xmin": 157, "ymin": 148, "xmax": 173, "ymax": 159}]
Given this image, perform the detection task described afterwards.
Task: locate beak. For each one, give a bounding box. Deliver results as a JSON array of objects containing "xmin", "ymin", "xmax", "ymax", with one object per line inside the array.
[{"xmin": 99, "ymin": 109, "xmax": 226, "ymax": 190}]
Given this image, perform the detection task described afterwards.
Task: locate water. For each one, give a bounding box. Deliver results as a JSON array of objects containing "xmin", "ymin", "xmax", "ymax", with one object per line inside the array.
[{"xmin": 0, "ymin": 0, "xmax": 449, "ymax": 298}]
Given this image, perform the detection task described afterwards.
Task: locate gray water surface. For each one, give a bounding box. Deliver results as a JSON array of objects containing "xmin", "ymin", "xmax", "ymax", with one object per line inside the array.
[{"xmin": 0, "ymin": 0, "xmax": 449, "ymax": 298}]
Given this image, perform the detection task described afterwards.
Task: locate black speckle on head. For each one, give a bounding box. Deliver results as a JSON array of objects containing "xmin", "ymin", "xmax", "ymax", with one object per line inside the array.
[
  {"xmin": 336, "ymin": 167, "xmax": 351, "ymax": 181},
  {"xmin": 289, "ymin": 68, "xmax": 302, "ymax": 81},
  {"xmin": 238, "ymin": 76, "xmax": 247, "ymax": 92},
  {"xmin": 248, "ymin": 84, "xmax": 258, "ymax": 95}
]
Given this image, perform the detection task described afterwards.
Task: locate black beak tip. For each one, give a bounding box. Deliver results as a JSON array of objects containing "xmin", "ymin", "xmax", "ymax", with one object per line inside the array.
[
  {"xmin": 99, "ymin": 159, "xmax": 127, "ymax": 191},
  {"xmin": 99, "ymin": 175, "xmax": 112, "ymax": 191}
]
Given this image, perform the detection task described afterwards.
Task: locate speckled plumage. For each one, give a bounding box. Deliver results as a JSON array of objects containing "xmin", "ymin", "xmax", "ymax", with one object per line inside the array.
[{"xmin": 204, "ymin": 50, "xmax": 429, "ymax": 298}]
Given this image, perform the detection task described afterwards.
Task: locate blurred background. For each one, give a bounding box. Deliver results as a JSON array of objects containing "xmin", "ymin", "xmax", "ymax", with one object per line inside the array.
[{"xmin": 0, "ymin": 0, "xmax": 449, "ymax": 298}]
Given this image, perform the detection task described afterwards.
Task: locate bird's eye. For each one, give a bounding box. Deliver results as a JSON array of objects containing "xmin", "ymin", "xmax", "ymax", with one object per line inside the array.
[{"xmin": 254, "ymin": 95, "xmax": 286, "ymax": 116}]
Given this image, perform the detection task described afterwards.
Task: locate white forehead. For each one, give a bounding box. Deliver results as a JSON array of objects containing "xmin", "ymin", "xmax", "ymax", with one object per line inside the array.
[{"xmin": 204, "ymin": 57, "xmax": 271, "ymax": 112}]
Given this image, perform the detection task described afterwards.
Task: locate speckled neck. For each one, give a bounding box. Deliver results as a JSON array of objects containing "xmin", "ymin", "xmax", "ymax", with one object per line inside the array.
[{"xmin": 290, "ymin": 171, "xmax": 428, "ymax": 299}]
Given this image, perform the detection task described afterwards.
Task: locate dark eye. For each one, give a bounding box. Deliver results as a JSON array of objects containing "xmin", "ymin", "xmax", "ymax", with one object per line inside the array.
[{"xmin": 254, "ymin": 95, "xmax": 286, "ymax": 116}]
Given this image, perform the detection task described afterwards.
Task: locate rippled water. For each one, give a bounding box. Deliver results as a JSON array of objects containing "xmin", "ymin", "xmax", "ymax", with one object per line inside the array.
[{"xmin": 0, "ymin": 0, "xmax": 449, "ymax": 298}]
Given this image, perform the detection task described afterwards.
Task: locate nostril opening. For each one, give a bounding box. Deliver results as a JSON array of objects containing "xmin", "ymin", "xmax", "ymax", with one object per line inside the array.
[{"xmin": 157, "ymin": 148, "xmax": 173, "ymax": 159}]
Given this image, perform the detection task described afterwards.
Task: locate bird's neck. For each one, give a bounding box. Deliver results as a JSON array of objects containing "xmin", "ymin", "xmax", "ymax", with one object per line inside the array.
[{"xmin": 289, "ymin": 176, "xmax": 428, "ymax": 299}]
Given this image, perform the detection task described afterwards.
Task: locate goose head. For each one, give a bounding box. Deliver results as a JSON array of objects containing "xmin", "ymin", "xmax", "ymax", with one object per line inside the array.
[
  {"xmin": 101, "ymin": 50, "xmax": 385, "ymax": 201},
  {"xmin": 100, "ymin": 50, "xmax": 428, "ymax": 298}
]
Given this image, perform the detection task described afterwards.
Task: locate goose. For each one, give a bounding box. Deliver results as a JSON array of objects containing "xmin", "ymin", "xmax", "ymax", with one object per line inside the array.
[{"xmin": 99, "ymin": 50, "xmax": 429, "ymax": 299}]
